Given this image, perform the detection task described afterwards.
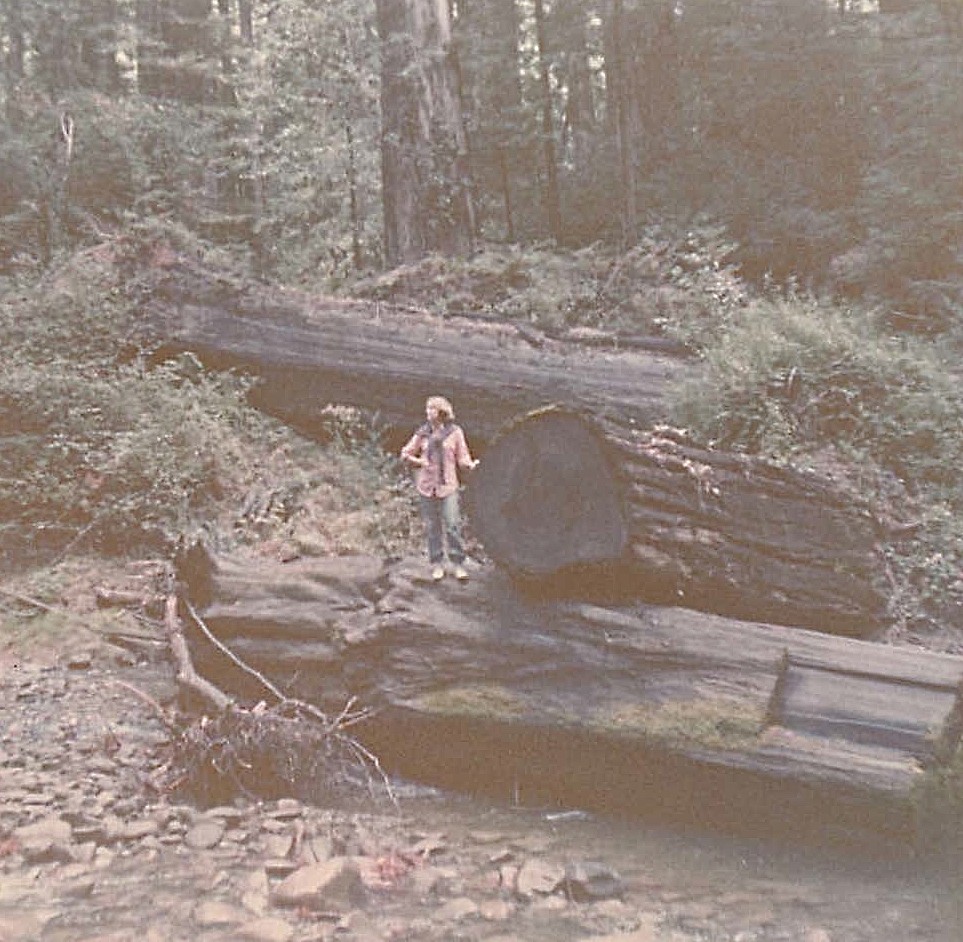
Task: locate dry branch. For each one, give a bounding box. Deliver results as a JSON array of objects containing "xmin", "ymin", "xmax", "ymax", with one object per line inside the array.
[
  {"xmin": 164, "ymin": 593, "xmax": 234, "ymax": 712},
  {"xmin": 158, "ymin": 590, "xmax": 392, "ymax": 805}
]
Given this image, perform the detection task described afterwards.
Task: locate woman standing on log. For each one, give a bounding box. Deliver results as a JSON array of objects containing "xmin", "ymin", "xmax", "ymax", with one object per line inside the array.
[{"xmin": 401, "ymin": 396, "xmax": 479, "ymax": 582}]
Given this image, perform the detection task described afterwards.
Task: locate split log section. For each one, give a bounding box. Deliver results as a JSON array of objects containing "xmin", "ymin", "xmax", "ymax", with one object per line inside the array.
[
  {"xmin": 177, "ymin": 544, "xmax": 963, "ymax": 844},
  {"xmin": 468, "ymin": 408, "xmax": 888, "ymax": 636}
]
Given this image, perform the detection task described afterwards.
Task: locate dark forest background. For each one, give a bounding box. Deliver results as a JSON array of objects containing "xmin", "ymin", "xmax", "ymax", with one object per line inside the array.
[{"xmin": 1, "ymin": 0, "xmax": 961, "ymax": 322}]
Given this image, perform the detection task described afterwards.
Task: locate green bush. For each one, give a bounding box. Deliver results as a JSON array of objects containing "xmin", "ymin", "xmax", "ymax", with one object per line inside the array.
[
  {"xmin": 0, "ymin": 249, "xmax": 265, "ymax": 560},
  {"xmin": 672, "ymin": 295, "xmax": 963, "ymax": 481},
  {"xmin": 670, "ymin": 292, "xmax": 963, "ymax": 632}
]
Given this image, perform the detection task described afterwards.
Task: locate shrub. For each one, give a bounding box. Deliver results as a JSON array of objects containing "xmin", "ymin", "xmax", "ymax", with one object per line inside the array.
[{"xmin": 671, "ymin": 292, "xmax": 963, "ymax": 634}]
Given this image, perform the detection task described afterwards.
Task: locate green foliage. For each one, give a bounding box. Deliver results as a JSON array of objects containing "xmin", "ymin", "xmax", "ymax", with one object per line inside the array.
[
  {"xmin": 0, "ymin": 251, "xmax": 263, "ymax": 560},
  {"xmin": 0, "ymin": 246, "xmax": 420, "ymax": 566},
  {"xmin": 313, "ymin": 404, "xmax": 418, "ymax": 557},
  {"xmin": 671, "ymin": 290, "xmax": 963, "ymax": 631},
  {"xmin": 672, "ymin": 295, "xmax": 963, "ymax": 482},
  {"xmin": 348, "ymin": 226, "xmax": 742, "ymax": 338}
]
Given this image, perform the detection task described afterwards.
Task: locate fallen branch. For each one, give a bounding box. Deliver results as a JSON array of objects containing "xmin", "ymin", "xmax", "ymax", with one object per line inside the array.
[
  {"xmin": 162, "ymin": 591, "xmax": 393, "ymax": 806},
  {"xmin": 164, "ymin": 594, "xmax": 234, "ymax": 712},
  {"xmin": 0, "ymin": 587, "xmax": 57, "ymax": 614},
  {"xmin": 111, "ymin": 678, "xmax": 179, "ymax": 734}
]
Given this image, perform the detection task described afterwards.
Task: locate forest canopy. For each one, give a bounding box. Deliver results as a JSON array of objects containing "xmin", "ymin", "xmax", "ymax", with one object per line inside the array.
[{"xmin": 0, "ymin": 0, "xmax": 960, "ymax": 326}]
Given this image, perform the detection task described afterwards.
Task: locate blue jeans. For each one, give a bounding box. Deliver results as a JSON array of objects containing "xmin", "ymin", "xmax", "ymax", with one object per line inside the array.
[{"xmin": 419, "ymin": 492, "xmax": 466, "ymax": 565}]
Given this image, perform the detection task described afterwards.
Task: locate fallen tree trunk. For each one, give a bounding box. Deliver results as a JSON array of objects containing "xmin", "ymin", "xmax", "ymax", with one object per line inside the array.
[
  {"xmin": 143, "ymin": 262, "xmax": 686, "ymax": 445},
  {"xmin": 177, "ymin": 544, "xmax": 963, "ymax": 845},
  {"xmin": 468, "ymin": 408, "xmax": 890, "ymax": 636}
]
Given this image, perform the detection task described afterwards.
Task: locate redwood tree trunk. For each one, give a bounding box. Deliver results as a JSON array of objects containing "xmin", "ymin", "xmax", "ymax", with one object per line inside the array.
[
  {"xmin": 468, "ymin": 408, "xmax": 888, "ymax": 636},
  {"xmin": 533, "ymin": 0, "xmax": 562, "ymax": 242},
  {"xmin": 376, "ymin": 0, "xmax": 475, "ymax": 264}
]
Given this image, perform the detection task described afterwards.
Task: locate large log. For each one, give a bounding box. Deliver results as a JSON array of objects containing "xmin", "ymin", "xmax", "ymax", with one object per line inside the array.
[
  {"xmin": 177, "ymin": 544, "xmax": 963, "ymax": 844},
  {"xmin": 468, "ymin": 408, "xmax": 889, "ymax": 636},
  {"xmin": 142, "ymin": 261, "xmax": 686, "ymax": 445}
]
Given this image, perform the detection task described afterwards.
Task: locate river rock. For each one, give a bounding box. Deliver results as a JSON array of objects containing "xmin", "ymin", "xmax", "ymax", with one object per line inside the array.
[
  {"xmin": 234, "ymin": 916, "xmax": 296, "ymax": 942},
  {"xmin": 479, "ymin": 899, "xmax": 515, "ymax": 921},
  {"xmin": 193, "ymin": 899, "xmax": 247, "ymax": 927},
  {"xmin": 185, "ymin": 819, "xmax": 225, "ymax": 849},
  {"xmin": 584, "ymin": 926, "xmax": 660, "ymax": 942},
  {"xmin": 241, "ymin": 869, "xmax": 270, "ymax": 915},
  {"xmin": 0, "ymin": 910, "xmax": 54, "ymax": 940},
  {"xmin": 14, "ymin": 814, "xmax": 73, "ymax": 864},
  {"xmin": 269, "ymin": 857, "xmax": 365, "ymax": 909},
  {"xmin": 119, "ymin": 819, "xmax": 161, "ymax": 842},
  {"xmin": 562, "ymin": 860, "xmax": 626, "ymax": 901},
  {"xmin": 515, "ymin": 859, "xmax": 566, "ymax": 898},
  {"xmin": 262, "ymin": 832, "xmax": 294, "ymax": 858},
  {"xmin": 269, "ymin": 799, "xmax": 303, "ymax": 821},
  {"xmin": 435, "ymin": 897, "xmax": 480, "ymax": 922}
]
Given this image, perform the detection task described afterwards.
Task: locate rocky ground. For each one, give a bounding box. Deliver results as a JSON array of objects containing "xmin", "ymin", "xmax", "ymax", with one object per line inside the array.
[
  {"xmin": 0, "ymin": 631, "xmax": 957, "ymax": 942},
  {"xmin": 0, "ymin": 642, "xmax": 686, "ymax": 942}
]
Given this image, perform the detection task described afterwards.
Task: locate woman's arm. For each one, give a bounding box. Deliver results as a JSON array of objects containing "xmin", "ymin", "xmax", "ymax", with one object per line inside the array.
[
  {"xmin": 454, "ymin": 427, "xmax": 479, "ymax": 471},
  {"xmin": 400, "ymin": 432, "xmax": 427, "ymax": 467}
]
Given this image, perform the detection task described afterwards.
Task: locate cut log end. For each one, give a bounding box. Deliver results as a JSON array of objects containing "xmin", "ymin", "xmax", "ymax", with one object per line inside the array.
[
  {"xmin": 467, "ymin": 406, "xmax": 886, "ymax": 635},
  {"xmin": 468, "ymin": 409, "xmax": 628, "ymax": 576}
]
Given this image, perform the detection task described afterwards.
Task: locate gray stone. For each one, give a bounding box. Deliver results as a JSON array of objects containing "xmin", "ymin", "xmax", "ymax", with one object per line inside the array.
[
  {"xmin": 262, "ymin": 832, "xmax": 294, "ymax": 858},
  {"xmin": 586, "ymin": 925, "xmax": 660, "ymax": 942},
  {"xmin": 234, "ymin": 916, "xmax": 296, "ymax": 942},
  {"xmin": 515, "ymin": 859, "xmax": 565, "ymax": 898},
  {"xmin": 193, "ymin": 899, "xmax": 247, "ymax": 927},
  {"xmin": 269, "ymin": 798, "xmax": 302, "ymax": 820},
  {"xmin": 0, "ymin": 910, "xmax": 54, "ymax": 940},
  {"xmin": 562, "ymin": 860, "xmax": 625, "ymax": 902},
  {"xmin": 185, "ymin": 820, "xmax": 225, "ymax": 850},
  {"xmin": 14, "ymin": 814, "xmax": 73, "ymax": 864},
  {"xmin": 435, "ymin": 897, "xmax": 479, "ymax": 922},
  {"xmin": 120, "ymin": 818, "xmax": 161, "ymax": 841},
  {"xmin": 263, "ymin": 857, "xmax": 298, "ymax": 878},
  {"xmin": 270, "ymin": 857, "xmax": 366, "ymax": 910}
]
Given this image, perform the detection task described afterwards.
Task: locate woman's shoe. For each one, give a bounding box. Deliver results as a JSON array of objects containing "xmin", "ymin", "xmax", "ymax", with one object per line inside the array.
[
  {"xmin": 453, "ymin": 565, "xmax": 469, "ymax": 581},
  {"xmin": 431, "ymin": 566, "xmax": 445, "ymax": 581}
]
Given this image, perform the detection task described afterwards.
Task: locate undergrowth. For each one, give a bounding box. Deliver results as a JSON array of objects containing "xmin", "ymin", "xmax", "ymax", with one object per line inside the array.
[
  {"xmin": 0, "ymin": 241, "xmax": 419, "ymax": 572},
  {"xmin": 347, "ymin": 224, "xmax": 744, "ymax": 339},
  {"xmin": 671, "ymin": 293, "xmax": 963, "ymax": 638}
]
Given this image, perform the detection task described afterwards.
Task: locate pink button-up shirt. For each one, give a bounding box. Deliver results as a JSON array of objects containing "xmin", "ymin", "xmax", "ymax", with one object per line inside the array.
[{"xmin": 401, "ymin": 423, "xmax": 476, "ymax": 499}]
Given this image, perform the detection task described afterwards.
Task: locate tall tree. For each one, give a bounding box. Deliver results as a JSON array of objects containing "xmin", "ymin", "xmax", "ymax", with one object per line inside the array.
[
  {"xmin": 532, "ymin": 0, "xmax": 562, "ymax": 242},
  {"xmin": 608, "ymin": 0, "xmax": 637, "ymax": 244},
  {"xmin": 376, "ymin": 0, "xmax": 475, "ymax": 264},
  {"xmin": 453, "ymin": 0, "xmax": 525, "ymax": 241}
]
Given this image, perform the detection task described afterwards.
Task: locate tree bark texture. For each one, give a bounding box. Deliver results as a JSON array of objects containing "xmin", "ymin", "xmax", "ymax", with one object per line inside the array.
[
  {"xmin": 376, "ymin": 0, "xmax": 475, "ymax": 264},
  {"xmin": 532, "ymin": 0, "xmax": 562, "ymax": 242},
  {"xmin": 144, "ymin": 262, "xmax": 685, "ymax": 447},
  {"xmin": 177, "ymin": 545, "xmax": 963, "ymax": 843},
  {"xmin": 468, "ymin": 408, "xmax": 889, "ymax": 636}
]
